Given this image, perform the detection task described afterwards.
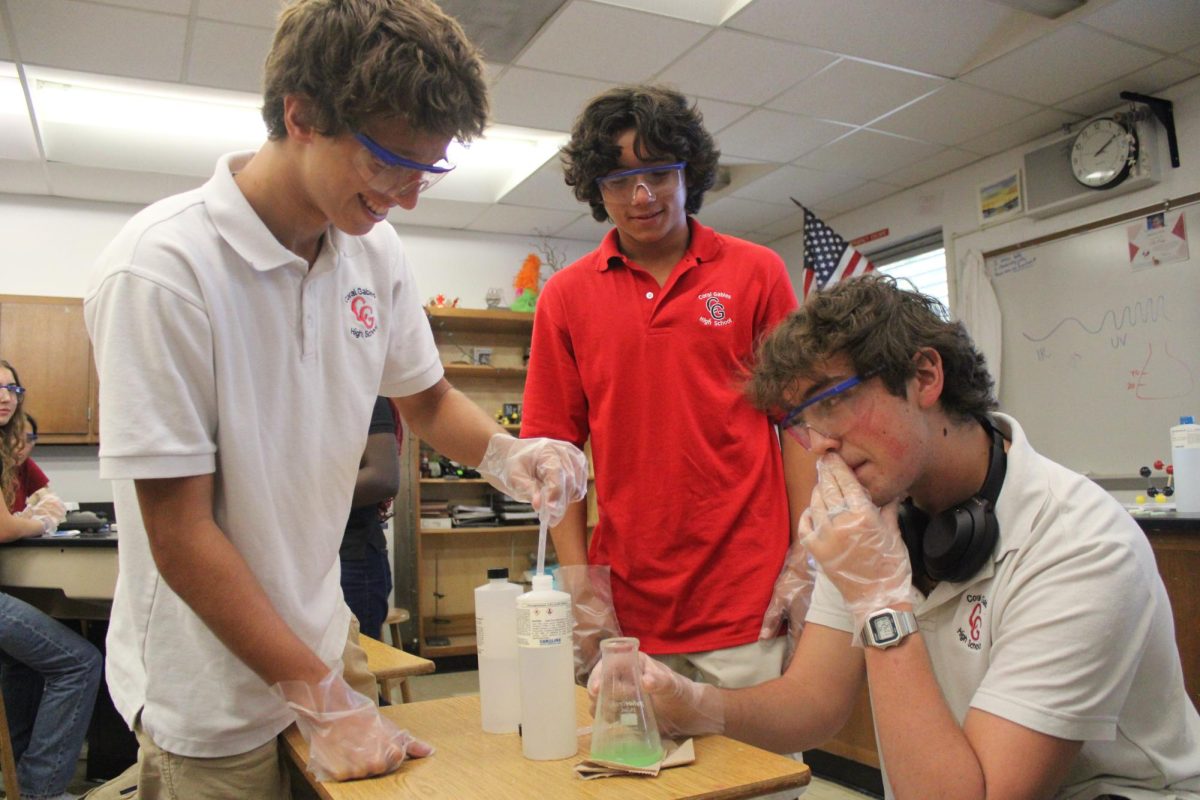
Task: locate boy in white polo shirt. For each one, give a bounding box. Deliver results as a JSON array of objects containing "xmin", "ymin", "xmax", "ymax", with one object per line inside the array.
[
  {"xmin": 617, "ymin": 274, "xmax": 1200, "ymax": 799},
  {"xmin": 83, "ymin": 1, "xmax": 586, "ymax": 797}
]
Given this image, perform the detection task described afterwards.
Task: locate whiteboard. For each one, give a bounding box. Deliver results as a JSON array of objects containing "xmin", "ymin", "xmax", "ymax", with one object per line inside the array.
[{"xmin": 986, "ymin": 203, "xmax": 1200, "ymax": 477}]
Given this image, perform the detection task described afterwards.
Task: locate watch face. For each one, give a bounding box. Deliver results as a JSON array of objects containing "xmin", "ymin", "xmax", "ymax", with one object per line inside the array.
[
  {"xmin": 869, "ymin": 614, "xmax": 900, "ymax": 644},
  {"xmin": 1071, "ymin": 118, "xmax": 1135, "ymax": 189}
]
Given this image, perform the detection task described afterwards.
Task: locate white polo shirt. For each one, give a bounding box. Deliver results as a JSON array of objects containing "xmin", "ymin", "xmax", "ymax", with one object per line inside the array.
[
  {"xmin": 84, "ymin": 152, "xmax": 443, "ymax": 757},
  {"xmin": 807, "ymin": 414, "xmax": 1200, "ymax": 800}
]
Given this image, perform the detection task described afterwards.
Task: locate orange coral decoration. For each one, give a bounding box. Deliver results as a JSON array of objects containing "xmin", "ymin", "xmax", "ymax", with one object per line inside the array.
[{"xmin": 514, "ymin": 253, "xmax": 541, "ymax": 294}]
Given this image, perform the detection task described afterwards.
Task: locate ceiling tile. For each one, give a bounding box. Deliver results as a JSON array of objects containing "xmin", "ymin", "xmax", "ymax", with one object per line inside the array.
[
  {"xmin": 655, "ymin": 29, "xmax": 836, "ymax": 105},
  {"xmin": 872, "ymin": 82, "xmax": 1039, "ymax": 145},
  {"xmin": 694, "ymin": 195, "xmax": 794, "ymax": 232},
  {"xmin": 959, "ymin": 107, "xmax": 1080, "ymax": 155},
  {"xmin": 0, "ymin": 8, "xmax": 11, "ymax": 61},
  {"xmin": 753, "ymin": 208, "xmax": 807, "ymax": 240},
  {"xmin": 0, "ymin": 75, "xmax": 39, "ymax": 160},
  {"xmin": 186, "ymin": 21, "xmax": 274, "ymax": 93},
  {"xmin": 960, "ymin": 24, "xmax": 1161, "ymax": 105},
  {"xmin": 692, "ymin": 96, "xmax": 753, "ymax": 134},
  {"xmin": 196, "ymin": 0, "xmax": 283, "ymax": 28},
  {"xmin": 516, "ymin": 2, "xmax": 708, "ymax": 83},
  {"xmin": 588, "ymin": 0, "xmax": 753, "ymax": 26},
  {"xmin": 440, "ymin": 0, "xmax": 566, "ymax": 64},
  {"xmin": 467, "ymin": 204, "xmax": 582, "ymax": 236},
  {"xmin": 488, "ymin": 67, "xmax": 609, "ymax": 131},
  {"xmin": 715, "ymin": 109, "xmax": 851, "ymax": 162},
  {"xmin": 388, "ymin": 198, "xmax": 488, "ymax": 229},
  {"xmin": 1054, "ymin": 58, "xmax": 1200, "ymax": 117},
  {"xmin": 881, "ymin": 147, "xmax": 979, "ymax": 188},
  {"xmin": 554, "ymin": 213, "xmax": 609, "ymax": 242},
  {"xmin": 794, "ymin": 129, "xmax": 943, "ymax": 180},
  {"xmin": 0, "ymin": 158, "xmax": 50, "ymax": 195},
  {"xmin": 733, "ymin": 164, "xmax": 864, "ymax": 206},
  {"xmin": 1183, "ymin": 44, "xmax": 1200, "ymax": 64},
  {"xmin": 498, "ymin": 160, "xmax": 580, "ymax": 211},
  {"xmin": 9, "ymin": 0, "xmax": 188, "ymax": 82},
  {"xmin": 46, "ymin": 162, "xmax": 202, "ymax": 205},
  {"xmin": 1080, "ymin": 0, "xmax": 1200, "ymax": 55},
  {"xmin": 726, "ymin": 0, "xmax": 1016, "ymax": 77},
  {"xmin": 768, "ymin": 58, "xmax": 944, "ymax": 125},
  {"xmin": 82, "ymin": 0, "xmax": 190, "ymax": 12},
  {"xmin": 813, "ymin": 180, "xmax": 901, "ymax": 216}
]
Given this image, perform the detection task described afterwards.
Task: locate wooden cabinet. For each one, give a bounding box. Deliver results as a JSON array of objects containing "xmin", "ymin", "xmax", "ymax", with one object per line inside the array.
[
  {"xmin": 411, "ymin": 307, "xmax": 540, "ymax": 658},
  {"xmin": 0, "ymin": 295, "xmax": 98, "ymax": 443}
]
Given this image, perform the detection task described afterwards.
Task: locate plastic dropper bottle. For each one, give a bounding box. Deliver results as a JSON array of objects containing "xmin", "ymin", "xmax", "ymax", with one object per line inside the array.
[
  {"xmin": 475, "ymin": 567, "xmax": 522, "ymax": 733},
  {"xmin": 516, "ymin": 573, "xmax": 577, "ymax": 760}
]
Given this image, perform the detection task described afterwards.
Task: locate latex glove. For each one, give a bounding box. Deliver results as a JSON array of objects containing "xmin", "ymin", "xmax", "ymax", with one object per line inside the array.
[
  {"xmin": 758, "ymin": 537, "xmax": 816, "ymax": 670},
  {"xmin": 799, "ymin": 454, "xmax": 915, "ymax": 646},
  {"xmin": 588, "ymin": 652, "xmax": 724, "ymax": 738},
  {"xmin": 558, "ymin": 564, "xmax": 622, "ymax": 685},
  {"xmin": 476, "ymin": 434, "xmax": 587, "ymax": 526},
  {"xmin": 15, "ymin": 492, "xmax": 67, "ymax": 536},
  {"xmin": 272, "ymin": 666, "xmax": 433, "ymax": 782}
]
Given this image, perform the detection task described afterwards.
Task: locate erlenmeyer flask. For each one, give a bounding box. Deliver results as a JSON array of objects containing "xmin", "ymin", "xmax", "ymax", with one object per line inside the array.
[{"xmin": 589, "ymin": 637, "xmax": 664, "ymax": 767}]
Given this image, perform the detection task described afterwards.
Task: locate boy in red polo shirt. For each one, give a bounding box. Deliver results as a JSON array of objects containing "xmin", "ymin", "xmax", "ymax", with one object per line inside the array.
[{"xmin": 521, "ymin": 85, "xmax": 815, "ymax": 692}]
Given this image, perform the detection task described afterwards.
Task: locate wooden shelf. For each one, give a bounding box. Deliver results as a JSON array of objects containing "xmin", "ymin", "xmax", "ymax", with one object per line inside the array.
[
  {"xmin": 442, "ymin": 364, "xmax": 527, "ymax": 379},
  {"xmin": 420, "ymin": 525, "xmax": 539, "ymax": 535},
  {"xmin": 425, "ymin": 306, "xmax": 534, "ymax": 334}
]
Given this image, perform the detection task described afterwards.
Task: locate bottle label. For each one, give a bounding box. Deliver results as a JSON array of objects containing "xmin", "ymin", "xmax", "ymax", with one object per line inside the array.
[
  {"xmin": 475, "ymin": 616, "xmax": 487, "ymax": 657},
  {"xmin": 517, "ymin": 598, "xmax": 571, "ymax": 648}
]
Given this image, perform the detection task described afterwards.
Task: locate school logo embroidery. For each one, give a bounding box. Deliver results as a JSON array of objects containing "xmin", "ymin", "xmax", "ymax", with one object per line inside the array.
[
  {"xmin": 956, "ymin": 593, "xmax": 987, "ymax": 651},
  {"xmin": 697, "ymin": 290, "xmax": 733, "ymax": 327},
  {"xmin": 344, "ymin": 287, "xmax": 378, "ymax": 339}
]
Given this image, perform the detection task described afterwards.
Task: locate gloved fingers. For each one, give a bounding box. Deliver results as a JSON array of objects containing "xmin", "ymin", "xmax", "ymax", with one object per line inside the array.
[{"xmin": 33, "ymin": 495, "xmax": 67, "ymax": 523}]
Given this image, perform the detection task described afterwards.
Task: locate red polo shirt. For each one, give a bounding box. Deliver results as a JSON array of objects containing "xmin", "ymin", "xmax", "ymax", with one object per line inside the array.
[
  {"xmin": 521, "ymin": 220, "xmax": 797, "ymax": 654},
  {"xmin": 10, "ymin": 457, "xmax": 49, "ymax": 513}
]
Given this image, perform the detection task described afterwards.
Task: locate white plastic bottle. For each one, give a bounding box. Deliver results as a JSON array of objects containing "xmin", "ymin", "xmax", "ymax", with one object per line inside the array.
[
  {"xmin": 475, "ymin": 567, "xmax": 522, "ymax": 733},
  {"xmin": 1171, "ymin": 415, "xmax": 1200, "ymax": 513},
  {"xmin": 516, "ymin": 573, "xmax": 577, "ymax": 760}
]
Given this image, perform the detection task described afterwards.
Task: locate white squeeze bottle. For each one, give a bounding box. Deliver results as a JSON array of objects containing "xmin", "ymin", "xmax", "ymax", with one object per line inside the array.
[
  {"xmin": 475, "ymin": 567, "xmax": 522, "ymax": 733},
  {"xmin": 1171, "ymin": 415, "xmax": 1200, "ymax": 513},
  {"xmin": 516, "ymin": 573, "xmax": 577, "ymax": 759}
]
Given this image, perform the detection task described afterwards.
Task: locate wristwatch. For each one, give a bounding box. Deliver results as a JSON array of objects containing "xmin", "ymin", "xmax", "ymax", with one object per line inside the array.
[{"xmin": 862, "ymin": 608, "xmax": 918, "ymax": 649}]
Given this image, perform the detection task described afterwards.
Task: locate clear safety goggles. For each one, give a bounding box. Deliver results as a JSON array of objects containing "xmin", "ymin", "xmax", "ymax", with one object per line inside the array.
[
  {"xmin": 779, "ymin": 371, "xmax": 879, "ymax": 450},
  {"xmin": 352, "ymin": 132, "xmax": 455, "ymax": 197},
  {"xmin": 595, "ymin": 162, "xmax": 686, "ymax": 204}
]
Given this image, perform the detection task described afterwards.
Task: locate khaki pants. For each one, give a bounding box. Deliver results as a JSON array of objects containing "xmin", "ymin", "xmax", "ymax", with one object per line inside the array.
[{"xmin": 86, "ymin": 618, "xmax": 375, "ymax": 800}]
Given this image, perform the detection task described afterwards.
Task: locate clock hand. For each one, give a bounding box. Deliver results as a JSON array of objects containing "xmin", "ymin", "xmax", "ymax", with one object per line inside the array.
[{"xmin": 1094, "ymin": 135, "xmax": 1117, "ymax": 157}]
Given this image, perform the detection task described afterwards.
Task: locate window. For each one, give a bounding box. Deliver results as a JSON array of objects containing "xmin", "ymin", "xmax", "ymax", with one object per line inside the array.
[{"xmin": 870, "ymin": 231, "xmax": 949, "ymax": 314}]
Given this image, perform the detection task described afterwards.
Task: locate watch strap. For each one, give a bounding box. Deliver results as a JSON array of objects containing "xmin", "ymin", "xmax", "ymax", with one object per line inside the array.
[{"xmin": 862, "ymin": 608, "xmax": 918, "ymax": 649}]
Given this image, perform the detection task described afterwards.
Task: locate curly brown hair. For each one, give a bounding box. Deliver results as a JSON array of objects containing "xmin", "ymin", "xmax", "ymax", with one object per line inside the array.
[
  {"xmin": 561, "ymin": 85, "xmax": 721, "ymax": 222},
  {"xmin": 747, "ymin": 274, "xmax": 996, "ymax": 422},
  {"xmin": 261, "ymin": 0, "xmax": 489, "ymax": 142},
  {"xmin": 0, "ymin": 359, "xmax": 28, "ymax": 511}
]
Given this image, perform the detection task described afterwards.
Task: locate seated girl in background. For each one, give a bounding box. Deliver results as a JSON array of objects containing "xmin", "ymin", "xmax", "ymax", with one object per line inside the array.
[{"xmin": 0, "ymin": 358, "xmax": 101, "ymax": 800}]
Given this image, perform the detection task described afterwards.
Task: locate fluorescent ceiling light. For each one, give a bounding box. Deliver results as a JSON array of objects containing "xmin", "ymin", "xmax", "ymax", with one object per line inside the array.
[
  {"xmin": 18, "ymin": 66, "xmax": 564, "ymax": 198},
  {"xmin": 589, "ymin": 0, "xmax": 753, "ymax": 25},
  {"xmin": 0, "ymin": 64, "xmax": 41, "ymax": 161}
]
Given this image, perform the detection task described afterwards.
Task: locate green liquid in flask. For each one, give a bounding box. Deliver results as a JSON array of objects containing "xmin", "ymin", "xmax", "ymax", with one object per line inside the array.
[{"xmin": 590, "ymin": 738, "xmax": 664, "ymax": 767}]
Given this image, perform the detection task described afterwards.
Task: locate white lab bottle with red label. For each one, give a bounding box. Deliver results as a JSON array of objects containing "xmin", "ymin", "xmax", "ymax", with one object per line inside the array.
[
  {"xmin": 516, "ymin": 573, "xmax": 576, "ymax": 760},
  {"xmin": 475, "ymin": 567, "xmax": 522, "ymax": 733}
]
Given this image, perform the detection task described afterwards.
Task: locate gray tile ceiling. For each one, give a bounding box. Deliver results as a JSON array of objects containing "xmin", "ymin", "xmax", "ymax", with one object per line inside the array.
[{"xmin": 1, "ymin": 0, "xmax": 1199, "ymax": 243}]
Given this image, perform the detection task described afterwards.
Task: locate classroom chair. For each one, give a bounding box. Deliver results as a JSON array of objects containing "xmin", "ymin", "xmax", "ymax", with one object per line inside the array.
[
  {"xmin": 384, "ymin": 607, "xmax": 410, "ymax": 651},
  {"xmin": 359, "ymin": 630, "xmax": 434, "ymax": 705}
]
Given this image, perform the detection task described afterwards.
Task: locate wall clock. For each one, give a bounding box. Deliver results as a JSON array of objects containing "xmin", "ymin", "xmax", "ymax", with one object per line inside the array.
[{"xmin": 1070, "ymin": 117, "xmax": 1137, "ymax": 190}]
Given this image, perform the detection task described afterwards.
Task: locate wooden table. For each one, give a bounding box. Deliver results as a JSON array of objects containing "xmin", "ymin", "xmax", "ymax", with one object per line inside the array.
[
  {"xmin": 283, "ymin": 687, "xmax": 810, "ymax": 799},
  {"xmin": 0, "ymin": 531, "xmax": 117, "ymax": 618}
]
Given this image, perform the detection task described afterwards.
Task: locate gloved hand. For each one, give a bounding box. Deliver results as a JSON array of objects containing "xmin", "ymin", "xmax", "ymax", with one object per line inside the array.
[
  {"xmin": 588, "ymin": 652, "xmax": 724, "ymax": 738},
  {"xmin": 16, "ymin": 491, "xmax": 67, "ymax": 535},
  {"xmin": 558, "ymin": 564, "xmax": 622, "ymax": 685},
  {"xmin": 476, "ymin": 434, "xmax": 587, "ymax": 526},
  {"xmin": 272, "ymin": 666, "xmax": 433, "ymax": 782},
  {"xmin": 799, "ymin": 454, "xmax": 915, "ymax": 646},
  {"xmin": 758, "ymin": 536, "xmax": 816, "ymax": 669}
]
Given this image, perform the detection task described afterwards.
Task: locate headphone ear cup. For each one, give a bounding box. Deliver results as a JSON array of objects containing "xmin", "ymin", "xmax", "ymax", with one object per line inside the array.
[
  {"xmin": 923, "ymin": 498, "xmax": 998, "ymax": 583},
  {"xmin": 898, "ymin": 501, "xmax": 928, "ymax": 580}
]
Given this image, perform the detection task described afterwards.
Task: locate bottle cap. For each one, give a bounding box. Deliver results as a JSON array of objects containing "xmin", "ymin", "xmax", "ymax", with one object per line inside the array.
[
  {"xmin": 1181, "ymin": 415, "xmax": 1196, "ymax": 425},
  {"xmin": 531, "ymin": 573, "xmax": 554, "ymax": 592},
  {"xmin": 487, "ymin": 567, "xmax": 509, "ymax": 579}
]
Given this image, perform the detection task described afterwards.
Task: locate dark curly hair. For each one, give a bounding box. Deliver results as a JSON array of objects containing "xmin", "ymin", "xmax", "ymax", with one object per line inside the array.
[
  {"xmin": 747, "ymin": 274, "xmax": 996, "ymax": 422},
  {"xmin": 261, "ymin": 0, "xmax": 489, "ymax": 142},
  {"xmin": 561, "ymin": 85, "xmax": 721, "ymax": 222}
]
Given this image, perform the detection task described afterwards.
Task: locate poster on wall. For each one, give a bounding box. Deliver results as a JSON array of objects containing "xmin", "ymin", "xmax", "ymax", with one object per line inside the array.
[
  {"xmin": 1127, "ymin": 210, "xmax": 1189, "ymax": 269},
  {"xmin": 978, "ymin": 171, "xmax": 1023, "ymax": 226}
]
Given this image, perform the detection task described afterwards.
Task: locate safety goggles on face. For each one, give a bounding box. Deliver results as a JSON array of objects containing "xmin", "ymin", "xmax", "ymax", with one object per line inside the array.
[
  {"xmin": 779, "ymin": 370, "xmax": 880, "ymax": 450},
  {"xmin": 352, "ymin": 132, "xmax": 455, "ymax": 197},
  {"xmin": 0, "ymin": 384, "xmax": 25, "ymax": 399},
  {"xmin": 595, "ymin": 162, "xmax": 686, "ymax": 204}
]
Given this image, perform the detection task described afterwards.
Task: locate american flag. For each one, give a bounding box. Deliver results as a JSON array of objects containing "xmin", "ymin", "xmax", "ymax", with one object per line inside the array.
[{"xmin": 792, "ymin": 200, "xmax": 874, "ymax": 298}]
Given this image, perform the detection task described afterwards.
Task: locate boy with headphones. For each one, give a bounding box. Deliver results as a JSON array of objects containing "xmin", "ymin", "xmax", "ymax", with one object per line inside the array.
[{"xmin": 613, "ymin": 274, "xmax": 1200, "ymax": 799}]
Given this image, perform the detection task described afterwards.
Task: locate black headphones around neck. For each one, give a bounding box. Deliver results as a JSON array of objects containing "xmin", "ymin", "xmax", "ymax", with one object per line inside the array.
[{"xmin": 899, "ymin": 416, "xmax": 1007, "ymax": 584}]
